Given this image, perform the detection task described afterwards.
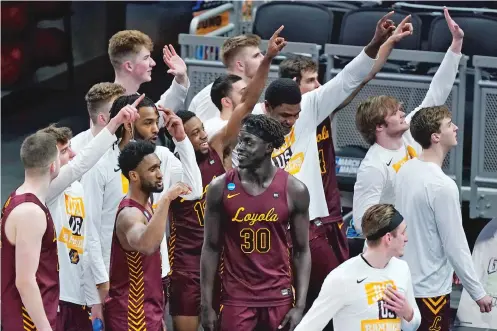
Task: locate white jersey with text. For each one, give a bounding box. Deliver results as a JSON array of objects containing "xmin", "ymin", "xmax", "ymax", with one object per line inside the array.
[
  {"xmin": 295, "ymin": 255, "xmax": 421, "ymax": 331},
  {"xmin": 253, "ymin": 49, "xmax": 375, "ymax": 220}
]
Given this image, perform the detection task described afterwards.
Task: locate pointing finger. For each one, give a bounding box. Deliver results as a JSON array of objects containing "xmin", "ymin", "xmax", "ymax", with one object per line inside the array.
[
  {"xmin": 271, "ymin": 25, "xmax": 284, "ymax": 40},
  {"xmin": 380, "ymin": 11, "xmax": 395, "ymax": 24},
  {"xmin": 399, "ymin": 14, "xmax": 412, "ymax": 27},
  {"xmin": 132, "ymin": 94, "xmax": 145, "ymax": 107}
]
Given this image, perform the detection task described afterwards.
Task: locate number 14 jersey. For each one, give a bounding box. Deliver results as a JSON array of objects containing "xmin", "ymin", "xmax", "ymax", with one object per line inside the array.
[{"xmin": 221, "ymin": 168, "xmax": 292, "ymax": 307}]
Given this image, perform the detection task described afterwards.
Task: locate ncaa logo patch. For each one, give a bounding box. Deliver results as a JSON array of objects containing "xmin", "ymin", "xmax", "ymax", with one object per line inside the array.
[{"xmin": 227, "ymin": 183, "xmax": 235, "ymax": 191}]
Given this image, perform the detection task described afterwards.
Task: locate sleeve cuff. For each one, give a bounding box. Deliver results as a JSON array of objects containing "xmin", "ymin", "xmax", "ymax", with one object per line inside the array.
[
  {"xmin": 172, "ymin": 77, "xmax": 189, "ymax": 92},
  {"xmin": 173, "ymin": 136, "xmax": 189, "ymax": 145},
  {"xmin": 99, "ymin": 127, "xmax": 117, "ymax": 144}
]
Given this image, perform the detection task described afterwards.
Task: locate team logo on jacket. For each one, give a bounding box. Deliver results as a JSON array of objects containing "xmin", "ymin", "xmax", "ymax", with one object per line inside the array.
[
  {"xmin": 60, "ymin": 194, "xmax": 85, "ymax": 264},
  {"xmin": 271, "ymin": 127, "xmax": 304, "ymax": 175}
]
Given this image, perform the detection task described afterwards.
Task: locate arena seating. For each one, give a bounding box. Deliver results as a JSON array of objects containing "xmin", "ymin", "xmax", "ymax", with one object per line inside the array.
[{"xmin": 183, "ymin": 1, "xmax": 497, "ymax": 219}]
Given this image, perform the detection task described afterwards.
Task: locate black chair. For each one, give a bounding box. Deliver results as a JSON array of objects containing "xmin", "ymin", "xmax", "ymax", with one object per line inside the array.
[
  {"xmin": 252, "ymin": 1, "xmax": 334, "ymax": 46},
  {"xmin": 339, "ymin": 8, "xmax": 423, "ymax": 50},
  {"xmin": 427, "ymin": 14, "xmax": 497, "ymax": 57}
]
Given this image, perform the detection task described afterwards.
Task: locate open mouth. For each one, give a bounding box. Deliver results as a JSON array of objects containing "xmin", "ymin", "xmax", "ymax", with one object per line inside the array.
[{"xmin": 200, "ymin": 142, "xmax": 208, "ymax": 148}]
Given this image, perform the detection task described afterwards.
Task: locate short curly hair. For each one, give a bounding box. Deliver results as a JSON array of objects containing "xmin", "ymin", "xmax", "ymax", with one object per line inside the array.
[
  {"xmin": 118, "ymin": 140, "xmax": 156, "ymax": 180},
  {"xmin": 109, "ymin": 94, "xmax": 157, "ymax": 139},
  {"xmin": 241, "ymin": 114, "xmax": 286, "ymax": 150},
  {"xmin": 108, "ymin": 30, "xmax": 153, "ymax": 68},
  {"xmin": 37, "ymin": 124, "xmax": 72, "ymax": 145},
  {"xmin": 221, "ymin": 34, "xmax": 261, "ymax": 68},
  {"xmin": 85, "ymin": 82, "xmax": 126, "ymax": 124}
]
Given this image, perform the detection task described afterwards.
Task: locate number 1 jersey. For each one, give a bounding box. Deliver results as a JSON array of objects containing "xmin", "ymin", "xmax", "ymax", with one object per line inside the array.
[{"xmin": 220, "ymin": 168, "xmax": 292, "ymax": 307}]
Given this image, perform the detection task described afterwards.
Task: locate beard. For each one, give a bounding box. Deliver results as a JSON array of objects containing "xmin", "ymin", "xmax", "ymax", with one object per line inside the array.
[{"xmin": 141, "ymin": 180, "xmax": 163, "ymax": 193}]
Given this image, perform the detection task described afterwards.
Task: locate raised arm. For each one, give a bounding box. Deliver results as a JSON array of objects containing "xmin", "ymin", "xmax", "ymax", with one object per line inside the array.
[
  {"xmin": 159, "ymin": 109, "xmax": 202, "ymax": 199},
  {"xmin": 311, "ymin": 12, "xmax": 396, "ymax": 125},
  {"xmin": 13, "ymin": 204, "xmax": 52, "ymax": 331},
  {"xmin": 334, "ymin": 15, "xmax": 414, "ymax": 114},
  {"xmin": 210, "ymin": 26, "xmax": 287, "ymax": 157},
  {"xmin": 407, "ymin": 8, "xmax": 463, "ymax": 122},
  {"xmin": 200, "ymin": 176, "xmax": 225, "ymax": 331},
  {"xmin": 280, "ymin": 176, "xmax": 311, "ymax": 331},
  {"xmin": 47, "ymin": 96, "xmax": 142, "ymax": 202},
  {"xmin": 156, "ymin": 45, "xmax": 189, "ymax": 113},
  {"xmin": 117, "ymin": 183, "xmax": 190, "ymax": 255}
]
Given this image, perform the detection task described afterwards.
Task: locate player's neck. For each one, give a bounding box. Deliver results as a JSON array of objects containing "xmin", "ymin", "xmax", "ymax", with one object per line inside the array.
[
  {"xmin": 127, "ymin": 187, "xmax": 151, "ymax": 207},
  {"xmin": 376, "ymin": 132, "xmax": 404, "ymax": 150},
  {"xmin": 90, "ymin": 123, "xmax": 105, "ymax": 137},
  {"xmin": 362, "ymin": 247, "xmax": 392, "ymax": 269},
  {"xmin": 18, "ymin": 174, "xmax": 51, "ymax": 202},
  {"xmin": 419, "ymin": 145, "xmax": 447, "ymax": 168},
  {"xmin": 114, "ymin": 73, "xmax": 140, "ymax": 95},
  {"xmin": 239, "ymin": 159, "xmax": 276, "ymax": 186},
  {"xmin": 227, "ymin": 68, "xmax": 249, "ymax": 82},
  {"xmin": 220, "ymin": 107, "xmax": 233, "ymax": 121}
]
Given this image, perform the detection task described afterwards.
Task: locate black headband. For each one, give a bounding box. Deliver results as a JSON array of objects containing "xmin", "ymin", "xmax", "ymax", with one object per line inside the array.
[
  {"xmin": 243, "ymin": 124, "xmax": 273, "ymax": 144},
  {"xmin": 366, "ymin": 208, "xmax": 404, "ymax": 241}
]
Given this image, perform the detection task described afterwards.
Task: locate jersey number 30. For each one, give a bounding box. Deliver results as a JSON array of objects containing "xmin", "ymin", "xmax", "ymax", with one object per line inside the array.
[{"xmin": 240, "ymin": 228, "xmax": 271, "ymax": 253}]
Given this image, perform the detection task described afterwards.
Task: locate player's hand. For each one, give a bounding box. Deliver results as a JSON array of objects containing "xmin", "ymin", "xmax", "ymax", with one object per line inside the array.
[
  {"xmin": 266, "ymin": 25, "xmax": 287, "ymax": 59},
  {"xmin": 163, "ymin": 44, "xmax": 188, "ymax": 85},
  {"xmin": 159, "ymin": 106, "xmax": 187, "ymax": 141},
  {"xmin": 115, "ymin": 93, "xmax": 143, "ymax": 125},
  {"xmin": 383, "ymin": 286, "xmax": 414, "ymax": 321},
  {"xmin": 278, "ymin": 306, "xmax": 304, "ymax": 331},
  {"xmin": 476, "ymin": 295, "xmax": 493, "ymax": 313},
  {"xmin": 371, "ymin": 11, "xmax": 396, "ymax": 46},
  {"xmin": 388, "ymin": 14, "xmax": 413, "ymax": 44},
  {"xmin": 165, "ymin": 182, "xmax": 192, "ymax": 201},
  {"xmin": 444, "ymin": 7, "xmax": 464, "ymax": 40},
  {"xmin": 200, "ymin": 305, "xmax": 217, "ymax": 331},
  {"xmin": 90, "ymin": 303, "xmax": 105, "ymax": 328}
]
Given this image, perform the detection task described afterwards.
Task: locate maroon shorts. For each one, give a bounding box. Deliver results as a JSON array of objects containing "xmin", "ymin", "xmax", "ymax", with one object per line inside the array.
[
  {"xmin": 56, "ymin": 300, "xmax": 92, "ymax": 331},
  {"xmin": 416, "ymin": 294, "xmax": 451, "ymax": 331},
  {"xmin": 219, "ymin": 303, "xmax": 292, "ymax": 331},
  {"xmin": 306, "ymin": 220, "xmax": 348, "ymax": 312},
  {"xmin": 169, "ymin": 270, "xmax": 200, "ymax": 316}
]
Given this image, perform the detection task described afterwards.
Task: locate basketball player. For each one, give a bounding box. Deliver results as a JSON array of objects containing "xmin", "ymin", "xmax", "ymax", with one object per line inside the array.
[
  {"xmin": 457, "ymin": 217, "xmax": 497, "ymax": 329},
  {"xmin": 168, "ymin": 27, "xmax": 287, "ymax": 331},
  {"xmin": 71, "ymin": 82, "xmax": 126, "ymax": 152},
  {"xmin": 201, "ymin": 114, "xmax": 311, "ymax": 331},
  {"xmin": 188, "ymin": 33, "xmax": 263, "ymax": 122},
  {"xmin": 294, "ymin": 204, "xmax": 421, "ymax": 331},
  {"xmin": 33, "ymin": 102, "xmax": 141, "ymax": 329},
  {"xmin": 81, "ymin": 94, "xmax": 202, "ymax": 317},
  {"xmin": 109, "ymin": 30, "xmax": 189, "ymax": 111},
  {"xmin": 105, "ymin": 140, "xmax": 191, "ymax": 331},
  {"xmin": 395, "ymin": 106, "xmax": 493, "ymax": 331},
  {"xmin": 1, "ymin": 132, "xmax": 60, "ymax": 331},
  {"xmin": 272, "ymin": 19, "xmax": 412, "ymax": 318},
  {"xmin": 353, "ymin": 7, "xmax": 464, "ymax": 235}
]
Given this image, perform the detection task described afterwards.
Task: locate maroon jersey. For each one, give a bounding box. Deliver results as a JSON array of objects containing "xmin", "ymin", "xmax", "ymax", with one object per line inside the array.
[
  {"xmin": 1, "ymin": 191, "xmax": 59, "ymax": 331},
  {"xmin": 221, "ymin": 168, "xmax": 292, "ymax": 307},
  {"xmin": 169, "ymin": 147, "xmax": 225, "ymax": 272},
  {"xmin": 105, "ymin": 198, "xmax": 164, "ymax": 331},
  {"xmin": 317, "ymin": 117, "xmax": 342, "ymax": 223}
]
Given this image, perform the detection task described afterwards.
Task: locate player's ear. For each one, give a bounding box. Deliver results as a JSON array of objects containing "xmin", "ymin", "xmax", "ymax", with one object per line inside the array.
[
  {"xmin": 265, "ymin": 142, "xmax": 273, "ymax": 154},
  {"xmin": 123, "ymin": 60, "xmax": 133, "ymax": 73},
  {"xmin": 129, "ymin": 170, "xmax": 138, "ymax": 182},
  {"xmin": 124, "ymin": 122, "xmax": 133, "ymax": 135},
  {"xmin": 431, "ymin": 132, "xmax": 441, "ymax": 144},
  {"xmin": 264, "ymin": 100, "xmax": 271, "ymax": 113},
  {"xmin": 221, "ymin": 96, "xmax": 232, "ymax": 109}
]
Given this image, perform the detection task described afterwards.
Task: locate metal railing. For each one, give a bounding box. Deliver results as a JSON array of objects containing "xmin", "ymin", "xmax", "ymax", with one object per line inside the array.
[{"xmin": 470, "ymin": 55, "xmax": 497, "ymax": 219}]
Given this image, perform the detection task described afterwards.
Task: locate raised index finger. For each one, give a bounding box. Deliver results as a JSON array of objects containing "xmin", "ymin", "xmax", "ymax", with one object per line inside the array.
[
  {"xmin": 399, "ymin": 14, "xmax": 411, "ymax": 27},
  {"xmin": 380, "ymin": 11, "xmax": 395, "ymax": 24},
  {"xmin": 271, "ymin": 25, "xmax": 284, "ymax": 40},
  {"xmin": 443, "ymin": 6, "xmax": 451, "ymax": 23},
  {"xmin": 132, "ymin": 93, "xmax": 145, "ymax": 107}
]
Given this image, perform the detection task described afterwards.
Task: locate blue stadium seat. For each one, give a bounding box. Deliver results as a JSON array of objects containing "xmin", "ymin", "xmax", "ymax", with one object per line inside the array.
[
  {"xmin": 427, "ymin": 14, "xmax": 497, "ymax": 57},
  {"xmin": 339, "ymin": 8, "xmax": 423, "ymax": 50},
  {"xmin": 252, "ymin": 1, "xmax": 334, "ymax": 46}
]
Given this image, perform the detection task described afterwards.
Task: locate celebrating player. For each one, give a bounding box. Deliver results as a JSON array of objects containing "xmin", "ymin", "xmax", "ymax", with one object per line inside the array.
[
  {"xmin": 295, "ymin": 204, "xmax": 421, "ymax": 331},
  {"xmin": 201, "ymin": 114, "xmax": 311, "ymax": 331}
]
